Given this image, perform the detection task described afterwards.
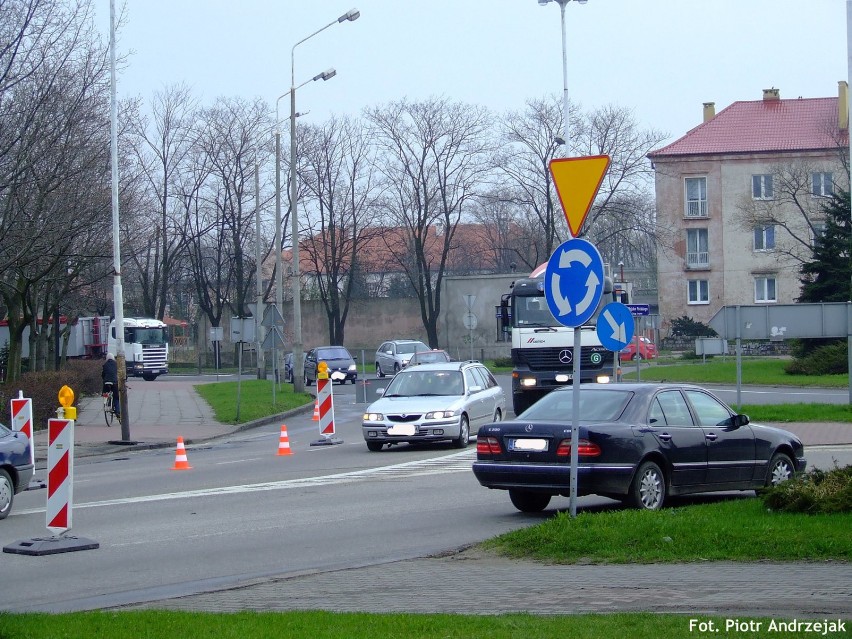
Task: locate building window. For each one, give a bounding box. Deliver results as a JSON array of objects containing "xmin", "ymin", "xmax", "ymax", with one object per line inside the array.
[
  {"xmin": 755, "ymin": 276, "xmax": 777, "ymax": 303},
  {"xmin": 752, "ymin": 174, "xmax": 774, "ymax": 200},
  {"xmin": 684, "ymin": 177, "xmax": 707, "ymax": 217},
  {"xmin": 810, "ymin": 220, "xmax": 827, "ymax": 246},
  {"xmin": 686, "ymin": 228, "xmax": 709, "ymax": 267},
  {"xmin": 753, "ymin": 224, "xmax": 775, "ymax": 251},
  {"xmin": 687, "ymin": 280, "xmax": 709, "ymax": 304},
  {"xmin": 812, "ymin": 172, "xmax": 833, "ymax": 197}
]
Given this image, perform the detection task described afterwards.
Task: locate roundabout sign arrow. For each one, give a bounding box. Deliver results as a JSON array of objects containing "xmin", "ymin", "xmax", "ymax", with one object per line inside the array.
[{"xmin": 544, "ymin": 238, "xmax": 604, "ymax": 328}]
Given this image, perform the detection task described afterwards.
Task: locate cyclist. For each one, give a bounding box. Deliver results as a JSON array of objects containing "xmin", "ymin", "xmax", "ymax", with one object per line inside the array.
[{"xmin": 102, "ymin": 353, "xmax": 121, "ymax": 422}]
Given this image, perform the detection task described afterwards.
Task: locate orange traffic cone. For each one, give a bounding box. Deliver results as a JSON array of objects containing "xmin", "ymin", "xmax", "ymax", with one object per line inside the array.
[
  {"xmin": 277, "ymin": 425, "xmax": 293, "ymax": 456},
  {"xmin": 312, "ymin": 398, "xmax": 320, "ymax": 421},
  {"xmin": 172, "ymin": 436, "xmax": 192, "ymax": 470}
]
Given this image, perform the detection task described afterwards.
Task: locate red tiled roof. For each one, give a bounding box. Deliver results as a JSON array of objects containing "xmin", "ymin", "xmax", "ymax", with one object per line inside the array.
[{"xmin": 649, "ymin": 97, "xmax": 847, "ymax": 158}]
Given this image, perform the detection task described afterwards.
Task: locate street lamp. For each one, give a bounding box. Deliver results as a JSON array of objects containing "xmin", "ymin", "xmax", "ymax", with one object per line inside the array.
[
  {"xmin": 290, "ymin": 8, "xmax": 360, "ymax": 393},
  {"xmin": 538, "ymin": 0, "xmax": 587, "ymax": 519},
  {"xmin": 274, "ymin": 68, "xmax": 336, "ymax": 317},
  {"xmin": 538, "ymin": 0, "xmax": 587, "ymax": 156}
]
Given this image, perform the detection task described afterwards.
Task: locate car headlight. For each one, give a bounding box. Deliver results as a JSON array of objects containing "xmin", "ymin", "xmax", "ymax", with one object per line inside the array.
[
  {"xmin": 520, "ymin": 377, "xmax": 537, "ymax": 387},
  {"xmin": 363, "ymin": 412, "xmax": 383, "ymax": 421},
  {"xmin": 348, "ymin": 364, "xmax": 357, "ymax": 371},
  {"xmin": 425, "ymin": 409, "xmax": 459, "ymax": 419}
]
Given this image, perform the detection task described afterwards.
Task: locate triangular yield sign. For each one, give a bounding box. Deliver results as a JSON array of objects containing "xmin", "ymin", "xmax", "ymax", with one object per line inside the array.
[{"xmin": 549, "ymin": 155, "xmax": 610, "ymax": 237}]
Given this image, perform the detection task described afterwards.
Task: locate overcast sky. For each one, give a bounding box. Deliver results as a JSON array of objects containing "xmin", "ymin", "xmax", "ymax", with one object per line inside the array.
[{"xmin": 101, "ymin": 0, "xmax": 848, "ymax": 146}]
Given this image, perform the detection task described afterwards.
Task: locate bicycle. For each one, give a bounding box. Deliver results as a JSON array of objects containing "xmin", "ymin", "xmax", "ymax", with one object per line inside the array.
[{"xmin": 102, "ymin": 382, "xmax": 121, "ymax": 427}]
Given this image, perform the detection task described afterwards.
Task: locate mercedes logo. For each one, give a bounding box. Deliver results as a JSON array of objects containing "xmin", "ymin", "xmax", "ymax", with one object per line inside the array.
[
  {"xmin": 559, "ymin": 349, "xmax": 572, "ymax": 364},
  {"xmin": 401, "ymin": 414, "xmax": 407, "ymax": 418},
  {"xmin": 525, "ymin": 424, "xmax": 534, "ymax": 432}
]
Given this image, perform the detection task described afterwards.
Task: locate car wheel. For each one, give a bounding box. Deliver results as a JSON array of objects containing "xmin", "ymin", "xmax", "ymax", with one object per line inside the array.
[
  {"xmin": 453, "ymin": 414, "xmax": 470, "ymax": 448},
  {"xmin": 0, "ymin": 469, "xmax": 14, "ymax": 520},
  {"xmin": 393, "ymin": 363, "xmax": 400, "ymax": 375},
  {"xmin": 632, "ymin": 353, "xmax": 642, "ymax": 361},
  {"xmin": 366, "ymin": 441, "xmax": 383, "ymax": 452},
  {"xmin": 630, "ymin": 460, "xmax": 666, "ymax": 510},
  {"xmin": 766, "ymin": 452, "xmax": 795, "ymax": 486},
  {"xmin": 376, "ymin": 362, "xmax": 384, "ymax": 378},
  {"xmin": 142, "ymin": 373, "xmax": 157, "ymax": 381},
  {"xmin": 509, "ymin": 489, "xmax": 551, "ymax": 513},
  {"xmin": 492, "ymin": 408, "xmax": 502, "ymax": 422}
]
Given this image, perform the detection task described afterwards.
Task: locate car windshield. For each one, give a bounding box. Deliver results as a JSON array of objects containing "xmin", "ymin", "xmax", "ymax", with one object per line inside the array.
[
  {"xmin": 397, "ymin": 341, "xmax": 428, "ymax": 355},
  {"xmin": 521, "ymin": 389, "xmax": 632, "ymax": 421},
  {"xmin": 384, "ymin": 370, "xmax": 464, "ymax": 397},
  {"xmin": 317, "ymin": 347, "xmax": 351, "ymax": 360}
]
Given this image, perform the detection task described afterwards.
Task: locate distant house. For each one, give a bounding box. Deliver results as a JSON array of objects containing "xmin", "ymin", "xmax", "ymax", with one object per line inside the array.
[
  {"xmin": 648, "ymin": 83, "xmax": 849, "ymax": 336},
  {"xmin": 283, "ymin": 222, "xmax": 517, "ymax": 299}
]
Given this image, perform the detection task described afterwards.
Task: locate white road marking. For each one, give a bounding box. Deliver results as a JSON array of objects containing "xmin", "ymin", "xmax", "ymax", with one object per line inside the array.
[{"xmin": 14, "ymin": 450, "xmax": 476, "ymax": 515}]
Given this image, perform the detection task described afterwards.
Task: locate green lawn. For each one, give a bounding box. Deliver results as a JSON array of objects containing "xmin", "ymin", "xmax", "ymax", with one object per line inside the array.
[{"xmin": 0, "ymin": 610, "xmax": 797, "ymax": 639}]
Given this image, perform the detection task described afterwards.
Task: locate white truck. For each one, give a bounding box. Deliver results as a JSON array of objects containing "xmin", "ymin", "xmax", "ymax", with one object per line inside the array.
[
  {"xmin": 108, "ymin": 318, "xmax": 169, "ymax": 381},
  {"xmin": 499, "ymin": 264, "xmax": 620, "ymax": 415}
]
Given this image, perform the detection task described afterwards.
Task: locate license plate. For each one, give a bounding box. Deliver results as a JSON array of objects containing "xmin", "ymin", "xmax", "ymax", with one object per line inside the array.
[
  {"xmin": 509, "ymin": 438, "xmax": 548, "ymax": 452},
  {"xmin": 388, "ymin": 424, "xmax": 416, "ymax": 436}
]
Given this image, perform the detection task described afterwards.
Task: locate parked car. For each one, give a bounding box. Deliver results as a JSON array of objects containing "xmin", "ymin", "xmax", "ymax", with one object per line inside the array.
[
  {"xmin": 621, "ymin": 336, "xmax": 658, "ymax": 360},
  {"xmin": 407, "ymin": 349, "xmax": 452, "ymax": 367},
  {"xmin": 304, "ymin": 346, "xmax": 358, "ymax": 385},
  {"xmin": 362, "ymin": 360, "xmax": 506, "ymax": 451},
  {"xmin": 284, "ymin": 352, "xmax": 306, "ymax": 384},
  {"xmin": 473, "ymin": 383, "xmax": 805, "ymax": 512},
  {"xmin": 0, "ymin": 421, "xmax": 34, "ymax": 520},
  {"xmin": 375, "ymin": 339, "xmax": 429, "ymax": 377}
]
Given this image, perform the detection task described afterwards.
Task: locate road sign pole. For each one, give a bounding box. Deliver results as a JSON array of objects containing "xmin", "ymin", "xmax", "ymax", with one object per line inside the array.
[{"xmin": 570, "ymin": 328, "xmax": 581, "ymax": 518}]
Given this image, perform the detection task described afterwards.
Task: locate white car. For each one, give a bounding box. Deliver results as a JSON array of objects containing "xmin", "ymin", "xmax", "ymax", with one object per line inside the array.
[
  {"xmin": 375, "ymin": 339, "xmax": 429, "ymax": 377},
  {"xmin": 362, "ymin": 361, "xmax": 506, "ymax": 451}
]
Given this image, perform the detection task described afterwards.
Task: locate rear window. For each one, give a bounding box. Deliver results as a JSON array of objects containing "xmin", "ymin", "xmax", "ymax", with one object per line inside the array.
[
  {"xmin": 318, "ymin": 347, "xmax": 351, "ymax": 360},
  {"xmin": 398, "ymin": 341, "xmax": 428, "ymax": 354},
  {"xmin": 521, "ymin": 389, "xmax": 632, "ymax": 421}
]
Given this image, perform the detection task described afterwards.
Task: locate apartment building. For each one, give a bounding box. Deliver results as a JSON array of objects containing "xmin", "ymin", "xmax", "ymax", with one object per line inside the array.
[{"xmin": 648, "ymin": 83, "xmax": 849, "ymax": 336}]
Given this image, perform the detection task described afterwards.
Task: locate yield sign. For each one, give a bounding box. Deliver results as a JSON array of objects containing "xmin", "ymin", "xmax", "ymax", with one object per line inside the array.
[{"xmin": 549, "ymin": 155, "xmax": 610, "ymax": 237}]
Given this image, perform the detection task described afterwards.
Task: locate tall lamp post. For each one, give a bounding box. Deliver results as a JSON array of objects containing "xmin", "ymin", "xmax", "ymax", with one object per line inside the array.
[
  {"xmin": 538, "ymin": 0, "xmax": 587, "ymax": 518},
  {"xmin": 290, "ymin": 8, "xmax": 360, "ymax": 393},
  {"xmin": 538, "ymin": 0, "xmax": 586, "ymax": 158}
]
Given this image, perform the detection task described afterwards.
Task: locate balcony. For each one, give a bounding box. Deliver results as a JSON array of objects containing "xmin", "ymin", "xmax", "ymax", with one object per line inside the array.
[
  {"xmin": 686, "ymin": 252, "xmax": 709, "ymax": 269},
  {"xmin": 685, "ymin": 200, "xmax": 708, "ymax": 218}
]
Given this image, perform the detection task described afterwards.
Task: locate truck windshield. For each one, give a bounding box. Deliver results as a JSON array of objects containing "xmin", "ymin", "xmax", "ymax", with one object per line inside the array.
[
  {"xmin": 513, "ymin": 295, "xmax": 556, "ymax": 326},
  {"xmin": 126, "ymin": 328, "xmax": 166, "ymax": 345}
]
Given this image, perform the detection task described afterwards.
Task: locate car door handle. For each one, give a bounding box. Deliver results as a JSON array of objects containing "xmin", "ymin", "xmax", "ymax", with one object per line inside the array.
[
  {"xmin": 705, "ymin": 433, "xmax": 718, "ymax": 441},
  {"xmin": 658, "ymin": 432, "xmax": 672, "ymax": 442}
]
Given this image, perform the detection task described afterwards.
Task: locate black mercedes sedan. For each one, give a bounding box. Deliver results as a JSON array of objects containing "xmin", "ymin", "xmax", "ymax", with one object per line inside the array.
[{"xmin": 473, "ymin": 383, "xmax": 806, "ymax": 512}]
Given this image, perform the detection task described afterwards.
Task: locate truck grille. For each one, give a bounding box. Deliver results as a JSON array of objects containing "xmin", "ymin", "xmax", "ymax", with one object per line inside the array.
[
  {"xmin": 142, "ymin": 345, "xmax": 168, "ymax": 370},
  {"xmin": 513, "ymin": 346, "xmax": 611, "ymax": 370}
]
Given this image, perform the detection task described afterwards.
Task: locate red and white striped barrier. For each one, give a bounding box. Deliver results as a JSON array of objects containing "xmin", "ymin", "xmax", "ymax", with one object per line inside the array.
[
  {"xmin": 10, "ymin": 392, "xmax": 34, "ymax": 467},
  {"xmin": 46, "ymin": 418, "xmax": 74, "ymax": 534},
  {"xmin": 317, "ymin": 377, "xmax": 335, "ymax": 438}
]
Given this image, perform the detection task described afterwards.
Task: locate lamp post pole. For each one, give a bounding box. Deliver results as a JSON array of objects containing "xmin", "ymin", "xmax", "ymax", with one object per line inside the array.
[
  {"xmin": 538, "ymin": 0, "xmax": 586, "ymax": 518},
  {"xmin": 289, "ymin": 8, "xmax": 360, "ymax": 393}
]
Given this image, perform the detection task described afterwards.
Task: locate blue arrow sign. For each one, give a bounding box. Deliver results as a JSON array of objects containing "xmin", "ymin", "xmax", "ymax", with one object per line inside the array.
[
  {"xmin": 544, "ymin": 238, "xmax": 605, "ymax": 328},
  {"xmin": 596, "ymin": 302, "xmax": 635, "ymax": 351}
]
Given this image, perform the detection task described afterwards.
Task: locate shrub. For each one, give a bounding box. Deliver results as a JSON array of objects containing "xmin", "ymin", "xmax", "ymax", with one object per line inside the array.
[
  {"xmin": 0, "ymin": 359, "xmax": 103, "ymax": 431},
  {"xmin": 670, "ymin": 315, "xmax": 716, "ymax": 337},
  {"xmin": 760, "ymin": 464, "xmax": 852, "ymax": 514},
  {"xmin": 784, "ymin": 342, "xmax": 848, "ymax": 375},
  {"xmin": 492, "ymin": 357, "xmax": 513, "ymax": 368}
]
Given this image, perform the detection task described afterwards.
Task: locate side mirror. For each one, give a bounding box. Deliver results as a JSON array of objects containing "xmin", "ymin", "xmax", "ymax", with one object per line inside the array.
[{"xmin": 731, "ymin": 414, "xmax": 750, "ymax": 428}]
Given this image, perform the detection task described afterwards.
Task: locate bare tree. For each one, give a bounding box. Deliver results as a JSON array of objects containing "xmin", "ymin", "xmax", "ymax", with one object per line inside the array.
[
  {"xmin": 123, "ymin": 84, "xmax": 201, "ymax": 319},
  {"xmin": 184, "ymin": 96, "xmax": 271, "ymax": 343},
  {"xmin": 367, "ymin": 97, "xmax": 491, "ymax": 347},
  {"xmin": 0, "ymin": 0, "xmax": 114, "ymax": 380},
  {"xmin": 734, "ymin": 157, "xmax": 849, "ymax": 266},
  {"xmin": 299, "ymin": 114, "xmax": 381, "ymax": 344}
]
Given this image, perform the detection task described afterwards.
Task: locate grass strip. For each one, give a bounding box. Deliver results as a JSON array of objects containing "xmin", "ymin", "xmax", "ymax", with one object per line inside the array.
[
  {"xmin": 482, "ymin": 497, "xmax": 851, "ymax": 563},
  {"xmin": 0, "ymin": 611, "xmax": 811, "ymax": 639},
  {"xmin": 194, "ymin": 379, "xmax": 312, "ymax": 424}
]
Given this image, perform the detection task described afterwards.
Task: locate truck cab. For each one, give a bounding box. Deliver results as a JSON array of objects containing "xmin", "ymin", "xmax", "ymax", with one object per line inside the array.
[
  {"xmin": 501, "ymin": 272, "xmax": 618, "ymax": 415},
  {"xmin": 108, "ymin": 318, "xmax": 169, "ymax": 381}
]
